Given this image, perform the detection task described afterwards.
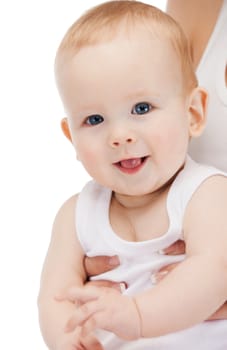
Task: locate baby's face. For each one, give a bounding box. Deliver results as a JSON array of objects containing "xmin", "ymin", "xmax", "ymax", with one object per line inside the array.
[{"xmin": 56, "ymin": 28, "xmax": 192, "ymax": 196}]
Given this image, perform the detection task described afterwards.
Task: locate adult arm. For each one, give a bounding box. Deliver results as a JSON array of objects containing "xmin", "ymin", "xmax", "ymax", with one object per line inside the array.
[{"xmin": 166, "ymin": 0, "xmax": 223, "ymax": 69}]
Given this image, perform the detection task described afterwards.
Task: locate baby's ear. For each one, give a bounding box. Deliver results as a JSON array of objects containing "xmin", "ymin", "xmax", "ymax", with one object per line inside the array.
[
  {"xmin": 61, "ymin": 117, "xmax": 72, "ymax": 142},
  {"xmin": 187, "ymin": 87, "xmax": 208, "ymax": 138}
]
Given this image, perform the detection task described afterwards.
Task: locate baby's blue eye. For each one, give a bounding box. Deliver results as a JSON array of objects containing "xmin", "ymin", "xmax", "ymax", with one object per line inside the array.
[
  {"xmin": 85, "ymin": 114, "xmax": 104, "ymax": 126},
  {"xmin": 132, "ymin": 102, "xmax": 152, "ymax": 115}
]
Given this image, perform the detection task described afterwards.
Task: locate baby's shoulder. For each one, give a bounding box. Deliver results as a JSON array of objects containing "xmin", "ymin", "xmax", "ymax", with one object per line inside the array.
[
  {"xmin": 192, "ymin": 174, "xmax": 227, "ymax": 202},
  {"xmin": 184, "ymin": 174, "xmax": 227, "ymax": 229},
  {"xmin": 183, "ymin": 173, "xmax": 227, "ymax": 254},
  {"xmin": 53, "ymin": 193, "xmax": 80, "ymax": 228}
]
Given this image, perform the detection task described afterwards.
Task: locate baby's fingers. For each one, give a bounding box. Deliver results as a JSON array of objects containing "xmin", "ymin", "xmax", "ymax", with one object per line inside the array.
[
  {"xmin": 56, "ymin": 285, "xmax": 100, "ymax": 304},
  {"xmin": 80, "ymin": 313, "xmax": 105, "ymax": 337},
  {"xmin": 65, "ymin": 299, "xmax": 103, "ymax": 332},
  {"xmin": 81, "ymin": 333, "xmax": 104, "ymax": 350},
  {"xmin": 71, "ymin": 327, "xmax": 104, "ymax": 350}
]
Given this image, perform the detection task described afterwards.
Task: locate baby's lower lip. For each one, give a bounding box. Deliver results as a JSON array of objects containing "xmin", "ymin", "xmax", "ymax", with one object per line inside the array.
[{"xmin": 114, "ymin": 156, "xmax": 148, "ymax": 174}]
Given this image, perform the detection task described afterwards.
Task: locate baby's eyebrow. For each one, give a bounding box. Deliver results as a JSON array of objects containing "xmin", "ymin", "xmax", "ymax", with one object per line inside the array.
[
  {"xmin": 69, "ymin": 104, "xmax": 103, "ymax": 118},
  {"xmin": 124, "ymin": 89, "xmax": 160, "ymax": 101}
]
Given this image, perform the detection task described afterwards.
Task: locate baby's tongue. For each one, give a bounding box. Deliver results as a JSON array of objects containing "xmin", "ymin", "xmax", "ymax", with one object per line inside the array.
[{"xmin": 120, "ymin": 158, "xmax": 142, "ymax": 169}]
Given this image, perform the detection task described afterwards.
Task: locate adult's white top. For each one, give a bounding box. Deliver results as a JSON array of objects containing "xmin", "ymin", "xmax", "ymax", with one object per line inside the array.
[{"xmin": 189, "ymin": 0, "xmax": 227, "ymax": 171}]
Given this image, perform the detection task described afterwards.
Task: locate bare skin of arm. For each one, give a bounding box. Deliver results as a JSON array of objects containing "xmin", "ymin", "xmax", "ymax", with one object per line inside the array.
[
  {"xmin": 85, "ymin": 244, "xmax": 227, "ymax": 321},
  {"xmin": 166, "ymin": 0, "xmax": 224, "ymax": 69},
  {"xmin": 155, "ymin": 241, "xmax": 227, "ymax": 320},
  {"xmin": 61, "ymin": 176, "xmax": 227, "ymax": 338},
  {"xmin": 38, "ymin": 195, "xmax": 103, "ymax": 350}
]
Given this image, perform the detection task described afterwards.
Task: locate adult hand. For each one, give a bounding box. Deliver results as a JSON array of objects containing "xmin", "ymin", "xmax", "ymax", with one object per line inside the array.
[
  {"xmin": 84, "ymin": 255, "xmax": 126, "ymax": 292},
  {"xmin": 208, "ymin": 302, "xmax": 227, "ymax": 321},
  {"xmin": 84, "ymin": 255, "xmax": 120, "ymax": 277},
  {"xmin": 163, "ymin": 239, "xmax": 186, "ymax": 255}
]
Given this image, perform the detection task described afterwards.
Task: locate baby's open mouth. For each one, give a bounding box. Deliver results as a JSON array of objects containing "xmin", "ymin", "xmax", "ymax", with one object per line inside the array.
[{"xmin": 114, "ymin": 156, "xmax": 148, "ymax": 173}]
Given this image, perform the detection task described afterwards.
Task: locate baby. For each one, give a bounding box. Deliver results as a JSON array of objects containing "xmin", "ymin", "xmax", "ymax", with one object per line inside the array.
[{"xmin": 38, "ymin": 1, "xmax": 227, "ymax": 349}]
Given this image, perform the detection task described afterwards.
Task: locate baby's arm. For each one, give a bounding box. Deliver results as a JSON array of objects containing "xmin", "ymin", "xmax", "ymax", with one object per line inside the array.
[
  {"xmin": 38, "ymin": 195, "xmax": 99, "ymax": 349},
  {"xmin": 61, "ymin": 175, "xmax": 227, "ymax": 339},
  {"xmin": 134, "ymin": 175, "xmax": 227, "ymax": 336}
]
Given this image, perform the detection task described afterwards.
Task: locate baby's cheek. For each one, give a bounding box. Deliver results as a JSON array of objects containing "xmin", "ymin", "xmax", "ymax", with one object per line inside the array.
[
  {"xmin": 77, "ymin": 145, "xmax": 103, "ymax": 175},
  {"xmin": 77, "ymin": 148, "xmax": 96, "ymax": 165},
  {"xmin": 160, "ymin": 125, "xmax": 188, "ymax": 155}
]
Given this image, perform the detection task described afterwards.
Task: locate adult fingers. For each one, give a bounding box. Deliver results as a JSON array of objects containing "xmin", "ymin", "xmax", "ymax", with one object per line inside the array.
[
  {"xmin": 207, "ymin": 302, "xmax": 227, "ymax": 321},
  {"xmin": 84, "ymin": 255, "xmax": 120, "ymax": 277},
  {"xmin": 151, "ymin": 262, "xmax": 180, "ymax": 284},
  {"xmin": 162, "ymin": 239, "xmax": 186, "ymax": 255},
  {"xmin": 87, "ymin": 279, "xmax": 127, "ymax": 293}
]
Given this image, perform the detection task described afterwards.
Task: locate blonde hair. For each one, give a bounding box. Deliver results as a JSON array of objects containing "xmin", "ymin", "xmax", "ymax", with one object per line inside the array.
[{"xmin": 56, "ymin": 0, "xmax": 197, "ymax": 91}]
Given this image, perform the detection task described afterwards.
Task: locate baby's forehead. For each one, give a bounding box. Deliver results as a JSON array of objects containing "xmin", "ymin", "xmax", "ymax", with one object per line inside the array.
[
  {"xmin": 61, "ymin": 19, "xmax": 174, "ymax": 54},
  {"xmin": 57, "ymin": 22, "xmax": 179, "ymax": 69},
  {"xmin": 56, "ymin": 35, "xmax": 184, "ymax": 99},
  {"xmin": 56, "ymin": 34, "xmax": 184, "ymax": 101}
]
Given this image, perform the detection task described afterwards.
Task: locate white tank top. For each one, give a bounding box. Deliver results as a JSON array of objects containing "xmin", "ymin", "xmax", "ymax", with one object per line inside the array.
[
  {"xmin": 76, "ymin": 157, "xmax": 227, "ymax": 349},
  {"xmin": 188, "ymin": 0, "xmax": 227, "ymax": 171}
]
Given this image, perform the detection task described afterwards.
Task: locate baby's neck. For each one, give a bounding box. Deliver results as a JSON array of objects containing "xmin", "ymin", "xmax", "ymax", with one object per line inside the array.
[
  {"xmin": 112, "ymin": 168, "xmax": 181, "ymax": 210},
  {"xmin": 112, "ymin": 187, "xmax": 166, "ymax": 210},
  {"xmin": 109, "ymin": 168, "xmax": 183, "ymax": 242},
  {"xmin": 110, "ymin": 186, "xmax": 170, "ymax": 242}
]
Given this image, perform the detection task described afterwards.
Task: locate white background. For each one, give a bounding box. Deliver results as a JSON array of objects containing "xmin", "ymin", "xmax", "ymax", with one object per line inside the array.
[{"xmin": 0, "ymin": 1, "xmax": 166, "ymax": 348}]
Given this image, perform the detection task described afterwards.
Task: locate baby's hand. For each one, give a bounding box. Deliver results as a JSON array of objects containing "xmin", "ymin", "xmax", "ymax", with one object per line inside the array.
[
  {"xmin": 55, "ymin": 292, "xmax": 104, "ymax": 350},
  {"xmin": 58, "ymin": 327, "xmax": 104, "ymax": 350},
  {"xmin": 59, "ymin": 285, "xmax": 141, "ymax": 341}
]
